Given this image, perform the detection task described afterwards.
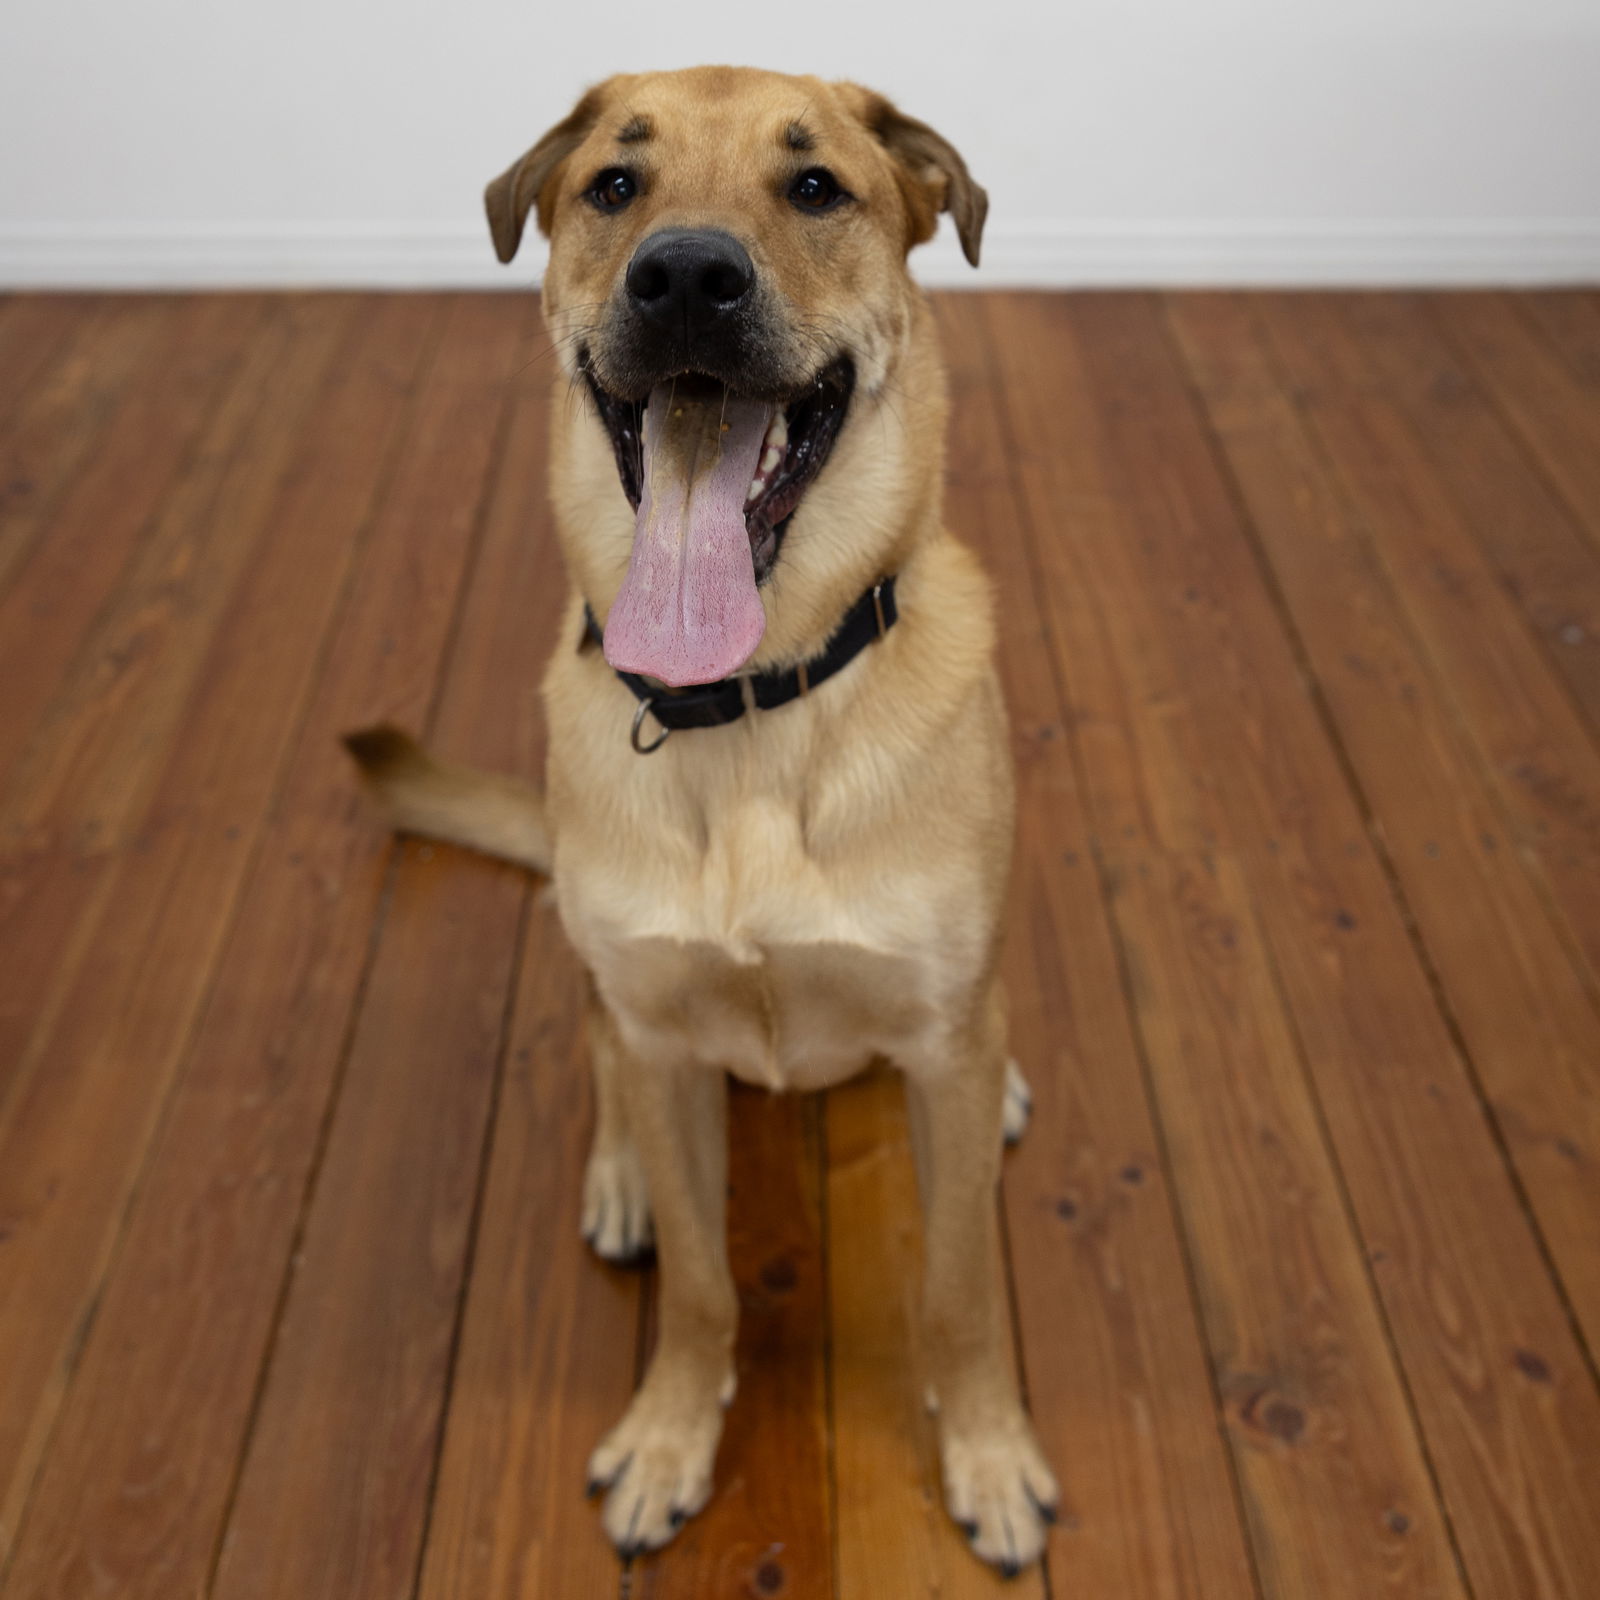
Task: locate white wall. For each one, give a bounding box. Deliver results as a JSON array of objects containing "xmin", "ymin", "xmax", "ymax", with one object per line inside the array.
[{"xmin": 3, "ymin": 0, "xmax": 1598, "ymax": 287}]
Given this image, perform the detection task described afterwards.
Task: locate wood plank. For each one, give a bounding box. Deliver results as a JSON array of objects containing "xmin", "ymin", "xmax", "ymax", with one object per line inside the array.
[
  {"xmin": 413, "ymin": 923, "xmax": 640, "ymax": 1600},
  {"xmin": 0, "ymin": 301, "xmax": 367, "ymax": 1535},
  {"xmin": 935, "ymin": 294, "xmax": 1262, "ymax": 1598},
  {"xmin": 1010, "ymin": 289, "xmax": 1600, "ymax": 1600},
  {"xmin": 1115, "ymin": 850, "xmax": 1467, "ymax": 1598},
  {"xmin": 0, "ymin": 295, "xmax": 271, "ymax": 785},
  {"xmin": 1088, "ymin": 291, "xmax": 1600, "ymax": 1599},
  {"xmin": 1255, "ymin": 295, "xmax": 1600, "ymax": 1023},
  {"xmin": 0, "ymin": 298, "xmax": 240, "ymax": 1090},
  {"xmin": 988, "ymin": 292, "xmax": 1477, "ymax": 1597},
  {"xmin": 1313, "ymin": 292, "xmax": 1600, "ymax": 738},
  {"xmin": 0, "ymin": 295, "xmax": 519, "ymax": 1600},
  {"xmin": 1164, "ymin": 293, "xmax": 1600, "ymax": 1600},
  {"xmin": 0, "ymin": 298, "xmax": 172, "ymax": 600},
  {"xmin": 0, "ymin": 294, "xmax": 358, "ymax": 1112},
  {"xmin": 1431, "ymin": 291, "xmax": 1600, "ymax": 542},
  {"xmin": 1168, "ymin": 290, "xmax": 1600, "ymax": 1355},
  {"xmin": 1234, "ymin": 831, "xmax": 1600, "ymax": 1600},
  {"xmin": 1, "ymin": 295, "xmax": 361, "ymax": 842},
  {"xmin": 0, "ymin": 295, "xmax": 506, "ymax": 1588},
  {"xmin": 827, "ymin": 1070, "xmax": 944, "ymax": 1600},
  {"xmin": 1514, "ymin": 291, "xmax": 1600, "ymax": 392},
  {"xmin": 206, "ymin": 842, "xmax": 527, "ymax": 1600},
  {"xmin": 0, "ymin": 294, "xmax": 93, "ymax": 437},
  {"xmin": 638, "ymin": 1087, "xmax": 833, "ymax": 1600},
  {"xmin": 208, "ymin": 296, "xmax": 553, "ymax": 1600}
]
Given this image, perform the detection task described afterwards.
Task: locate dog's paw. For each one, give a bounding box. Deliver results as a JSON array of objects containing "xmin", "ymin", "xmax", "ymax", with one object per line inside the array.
[
  {"xmin": 582, "ymin": 1143, "xmax": 654, "ymax": 1265},
  {"xmin": 586, "ymin": 1388, "xmax": 724, "ymax": 1558},
  {"xmin": 941, "ymin": 1412, "xmax": 1059, "ymax": 1576},
  {"xmin": 1002, "ymin": 1059, "xmax": 1033, "ymax": 1146}
]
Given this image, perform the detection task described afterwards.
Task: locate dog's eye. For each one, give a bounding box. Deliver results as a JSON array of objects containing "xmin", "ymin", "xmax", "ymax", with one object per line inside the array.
[
  {"xmin": 789, "ymin": 168, "xmax": 847, "ymax": 212},
  {"xmin": 588, "ymin": 169, "xmax": 638, "ymax": 211}
]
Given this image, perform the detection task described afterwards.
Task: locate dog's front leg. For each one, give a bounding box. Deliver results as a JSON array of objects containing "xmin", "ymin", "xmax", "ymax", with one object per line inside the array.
[
  {"xmin": 585, "ymin": 1030, "xmax": 735, "ymax": 1557},
  {"xmin": 903, "ymin": 987, "xmax": 1060, "ymax": 1575}
]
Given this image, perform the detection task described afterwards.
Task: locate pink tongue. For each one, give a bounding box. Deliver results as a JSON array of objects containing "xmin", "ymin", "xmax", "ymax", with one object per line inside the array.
[{"xmin": 602, "ymin": 388, "xmax": 772, "ymax": 687}]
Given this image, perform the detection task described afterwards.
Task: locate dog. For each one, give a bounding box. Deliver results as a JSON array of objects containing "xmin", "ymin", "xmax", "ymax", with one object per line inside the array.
[{"xmin": 345, "ymin": 65, "xmax": 1058, "ymax": 1575}]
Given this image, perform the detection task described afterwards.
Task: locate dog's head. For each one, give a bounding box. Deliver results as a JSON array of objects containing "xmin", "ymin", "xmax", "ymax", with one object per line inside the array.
[{"xmin": 487, "ymin": 67, "xmax": 985, "ymax": 687}]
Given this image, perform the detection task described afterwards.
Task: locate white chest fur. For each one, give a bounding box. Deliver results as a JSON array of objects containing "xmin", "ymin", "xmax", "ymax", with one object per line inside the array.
[{"xmin": 555, "ymin": 792, "xmax": 978, "ymax": 1089}]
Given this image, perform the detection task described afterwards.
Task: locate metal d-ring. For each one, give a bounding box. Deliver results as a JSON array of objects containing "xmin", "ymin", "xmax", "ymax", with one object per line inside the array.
[{"xmin": 630, "ymin": 697, "xmax": 671, "ymax": 754}]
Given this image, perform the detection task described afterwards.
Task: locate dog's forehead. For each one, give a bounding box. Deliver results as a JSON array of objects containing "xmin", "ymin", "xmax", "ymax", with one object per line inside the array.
[{"xmin": 585, "ymin": 69, "xmax": 875, "ymax": 174}]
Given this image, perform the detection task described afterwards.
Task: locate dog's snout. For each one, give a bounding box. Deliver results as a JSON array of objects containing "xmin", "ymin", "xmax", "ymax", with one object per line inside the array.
[
  {"xmin": 603, "ymin": 225, "xmax": 789, "ymax": 397},
  {"xmin": 625, "ymin": 230, "xmax": 754, "ymax": 334}
]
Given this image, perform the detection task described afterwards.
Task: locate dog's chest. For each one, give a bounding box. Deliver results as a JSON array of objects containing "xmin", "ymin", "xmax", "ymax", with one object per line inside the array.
[
  {"xmin": 607, "ymin": 936, "xmax": 933, "ymax": 1091},
  {"xmin": 557, "ymin": 795, "xmax": 970, "ymax": 1089}
]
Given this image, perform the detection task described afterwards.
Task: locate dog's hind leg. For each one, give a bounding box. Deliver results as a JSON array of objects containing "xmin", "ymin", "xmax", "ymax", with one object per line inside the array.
[
  {"xmin": 581, "ymin": 993, "xmax": 655, "ymax": 1264},
  {"xmin": 342, "ymin": 724, "xmax": 550, "ymax": 872},
  {"xmin": 901, "ymin": 981, "xmax": 1059, "ymax": 1576}
]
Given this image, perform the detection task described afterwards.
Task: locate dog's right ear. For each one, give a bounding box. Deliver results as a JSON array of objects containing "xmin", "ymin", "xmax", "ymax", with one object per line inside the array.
[{"xmin": 484, "ymin": 87, "xmax": 605, "ymax": 264}]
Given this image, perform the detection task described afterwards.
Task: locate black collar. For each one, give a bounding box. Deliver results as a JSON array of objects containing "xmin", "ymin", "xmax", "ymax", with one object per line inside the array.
[{"xmin": 582, "ymin": 576, "xmax": 899, "ymax": 753}]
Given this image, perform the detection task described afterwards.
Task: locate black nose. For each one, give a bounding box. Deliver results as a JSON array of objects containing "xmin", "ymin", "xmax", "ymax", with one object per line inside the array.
[{"xmin": 625, "ymin": 229, "xmax": 755, "ymax": 337}]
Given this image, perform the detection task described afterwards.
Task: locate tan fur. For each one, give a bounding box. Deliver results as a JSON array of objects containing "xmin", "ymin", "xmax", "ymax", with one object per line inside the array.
[{"xmin": 346, "ymin": 66, "xmax": 1056, "ymax": 1574}]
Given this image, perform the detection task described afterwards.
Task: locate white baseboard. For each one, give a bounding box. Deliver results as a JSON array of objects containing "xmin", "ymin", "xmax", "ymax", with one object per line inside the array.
[{"xmin": 1, "ymin": 218, "xmax": 1597, "ymax": 289}]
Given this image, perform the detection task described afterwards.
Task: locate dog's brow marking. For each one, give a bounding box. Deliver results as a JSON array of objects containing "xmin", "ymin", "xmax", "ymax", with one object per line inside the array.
[
  {"xmin": 617, "ymin": 116, "xmax": 653, "ymax": 144},
  {"xmin": 784, "ymin": 122, "xmax": 815, "ymax": 153}
]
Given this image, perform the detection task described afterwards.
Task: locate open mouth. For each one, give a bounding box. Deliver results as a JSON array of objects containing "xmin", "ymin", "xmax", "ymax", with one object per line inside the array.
[{"xmin": 581, "ymin": 354, "xmax": 855, "ymax": 584}]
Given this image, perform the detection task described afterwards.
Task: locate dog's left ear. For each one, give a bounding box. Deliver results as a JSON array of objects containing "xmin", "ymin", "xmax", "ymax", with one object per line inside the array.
[
  {"xmin": 484, "ymin": 86, "xmax": 606, "ymax": 263},
  {"xmin": 837, "ymin": 86, "xmax": 989, "ymax": 267}
]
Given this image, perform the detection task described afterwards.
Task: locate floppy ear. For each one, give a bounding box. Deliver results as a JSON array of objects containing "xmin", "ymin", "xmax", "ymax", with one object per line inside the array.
[
  {"xmin": 484, "ymin": 87, "xmax": 605, "ymax": 264},
  {"xmin": 838, "ymin": 86, "xmax": 989, "ymax": 267}
]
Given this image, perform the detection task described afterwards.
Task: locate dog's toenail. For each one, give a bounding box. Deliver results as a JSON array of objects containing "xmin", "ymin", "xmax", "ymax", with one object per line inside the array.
[
  {"xmin": 669, "ymin": 1508, "xmax": 686, "ymax": 1528},
  {"xmin": 1000, "ymin": 1558, "xmax": 1022, "ymax": 1579},
  {"xmin": 586, "ymin": 1477, "xmax": 603, "ymax": 1497}
]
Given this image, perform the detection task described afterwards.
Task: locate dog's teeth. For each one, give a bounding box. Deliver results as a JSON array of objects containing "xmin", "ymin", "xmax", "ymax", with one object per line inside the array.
[{"xmin": 743, "ymin": 415, "xmax": 787, "ymax": 506}]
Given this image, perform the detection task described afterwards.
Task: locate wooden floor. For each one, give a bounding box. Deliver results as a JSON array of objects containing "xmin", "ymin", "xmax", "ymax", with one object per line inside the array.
[{"xmin": 1, "ymin": 289, "xmax": 1599, "ymax": 1599}]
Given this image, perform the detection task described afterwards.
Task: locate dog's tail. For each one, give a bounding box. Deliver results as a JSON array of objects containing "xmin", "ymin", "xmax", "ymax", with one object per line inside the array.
[{"xmin": 342, "ymin": 725, "xmax": 551, "ymax": 874}]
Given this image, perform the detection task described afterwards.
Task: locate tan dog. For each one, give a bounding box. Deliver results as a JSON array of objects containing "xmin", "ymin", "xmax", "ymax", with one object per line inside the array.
[{"xmin": 346, "ymin": 65, "xmax": 1057, "ymax": 1575}]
